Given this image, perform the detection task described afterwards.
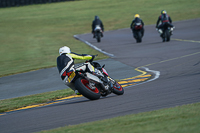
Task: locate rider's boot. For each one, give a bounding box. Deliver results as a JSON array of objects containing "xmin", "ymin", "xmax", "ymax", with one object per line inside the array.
[
  {"xmin": 170, "ymin": 27, "xmax": 175, "ymax": 35},
  {"xmin": 160, "ymin": 34, "xmax": 165, "ymax": 42},
  {"xmin": 160, "ymin": 33, "xmax": 164, "ymax": 38},
  {"xmin": 163, "ymin": 38, "xmax": 165, "ymax": 42},
  {"xmin": 92, "ymin": 32, "xmax": 95, "ymax": 38},
  {"xmin": 101, "ymin": 33, "xmax": 103, "ymax": 37},
  {"xmin": 158, "ymin": 29, "xmax": 163, "ymax": 34},
  {"xmin": 75, "ymin": 90, "xmax": 81, "ymax": 95}
]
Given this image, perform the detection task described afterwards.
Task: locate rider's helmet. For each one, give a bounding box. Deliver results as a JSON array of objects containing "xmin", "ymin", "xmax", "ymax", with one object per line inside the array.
[
  {"xmin": 95, "ymin": 15, "xmax": 99, "ymax": 20},
  {"xmin": 134, "ymin": 14, "xmax": 140, "ymax": 18},
  {"xmin": 161, "ymin": 10, "xmax": 167, "ymax": 14},
  {"xmin": 59, "ymin": 46, "xmax": 71, "ymax": 55}
]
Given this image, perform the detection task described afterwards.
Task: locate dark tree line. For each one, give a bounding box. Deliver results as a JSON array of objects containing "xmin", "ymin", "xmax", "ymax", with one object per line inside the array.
[{"xmin": 0, "ymin": 0, "xmax": 74, "ymax": 8}]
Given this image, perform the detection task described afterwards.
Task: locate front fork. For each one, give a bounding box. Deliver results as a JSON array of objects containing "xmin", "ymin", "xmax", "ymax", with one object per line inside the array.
[{"xmin": 102, "ymin": 76, "xmax": 114, "ymax": 92}]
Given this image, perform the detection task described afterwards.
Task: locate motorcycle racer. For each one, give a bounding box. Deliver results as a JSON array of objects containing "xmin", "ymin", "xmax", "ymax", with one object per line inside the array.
[
  {"xmin": 156, "ymin": 10, "xmax": 174, "ymax": 36},
  {"xmin": 130, "ymin": 14, "xmax": 144, "ymax": 38},
  {"xmin": 92, "ymin": 15, "xmax": 104, "ymax": 38},
  {"xmin": 57, "ymin": 46, "xmax": 95, "ymax": 94}
]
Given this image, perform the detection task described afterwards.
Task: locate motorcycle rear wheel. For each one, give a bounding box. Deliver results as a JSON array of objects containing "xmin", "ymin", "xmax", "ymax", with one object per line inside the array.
[
  {"xmin": 163, "ymin": 30, "xmax": 170, "ymax": 42},
  {"xmin": 75, "ymin": 77, "xmax": 101, "ymax": 100},
  {"xmin": 97, "ymin": 33, "xmax": 101, "ymax": 42},
  {"xmin": 136, "ymin": 32, "xmax": 142, "ymax": 43},
  {"xmin": 166, "ymin": 30, "xmax": 170, "ymax": 42}
]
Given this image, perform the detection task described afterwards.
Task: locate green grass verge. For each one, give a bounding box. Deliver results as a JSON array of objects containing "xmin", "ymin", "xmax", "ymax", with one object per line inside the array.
[
  {"xmin": 0, "ymin": 76, "xmax": 149, "ymax": 113},
  {"xmin": 38, "ymin": 102, "xmax": 200, "ymax": 133},
  {"xmin": 0, "ymin": 89, "xmax": 74, "ymax": 113},
  {"xmin": 0, "ymin": 0, "xmax": 200, "ymax": 77}
]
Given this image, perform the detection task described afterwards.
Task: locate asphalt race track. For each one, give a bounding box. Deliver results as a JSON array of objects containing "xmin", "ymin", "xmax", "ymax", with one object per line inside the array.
[
  {"xmin": 0, "ymin": 58, "xmax": 140, "ymax": 100},
  {"xmin": 0, "ymin": 19, "xmax": 200, "ymax": 133}
]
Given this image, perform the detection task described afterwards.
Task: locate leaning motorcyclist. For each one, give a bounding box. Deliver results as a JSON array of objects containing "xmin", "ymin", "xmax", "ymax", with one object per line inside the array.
[
  {"xmin": 130, "ymin": 14, "xmax": 144, "ymax": 38},
  {"xmin": 156, "ymin": 10, "xmax": 174, "ymax": 36},
  {"xmin": 57, "ymin": 46, "xmax": 95, "ymax": 94},
  {"xmin": 92, "ymin": 15, "xmax": 104, "ymax": 38}
]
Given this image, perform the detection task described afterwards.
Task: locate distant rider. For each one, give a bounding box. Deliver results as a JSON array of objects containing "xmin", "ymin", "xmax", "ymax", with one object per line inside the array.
[
  {"xmin": 57, "ymin": 46, "xmax": 95, "ymax": 94},
  {"xmin": 92, "ymin": 15, "xmax": 104, "ymax": 38},
  {"xmin": 130, "ymin": 14, "xmax": 144, "ymax": 38},
  {"xmin": 156, "ymin": 10, "xmax": 174, "ymax": 36}
]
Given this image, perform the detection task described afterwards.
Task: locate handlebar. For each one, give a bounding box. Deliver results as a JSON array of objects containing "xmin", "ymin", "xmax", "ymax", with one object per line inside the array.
[{"xmin": 86, "ymin": 54, "xmax": 98, "ymax": 63}]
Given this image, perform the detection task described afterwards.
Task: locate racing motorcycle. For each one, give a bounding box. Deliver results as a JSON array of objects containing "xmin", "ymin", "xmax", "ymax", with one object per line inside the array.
[
  {"xmin": 66, "ymin": 57, "xmax": 124, "ymax": 100},
  {"xmin": 94, "ymin": 25, "xmax": 103, "ymax": 43},
  {"xmin": 156, "ymin": 24, "xmax": 174, "ymax": 42},
  {"xmin": 132, "ymin": 22, "xmax": 143, "ymax": 43}
]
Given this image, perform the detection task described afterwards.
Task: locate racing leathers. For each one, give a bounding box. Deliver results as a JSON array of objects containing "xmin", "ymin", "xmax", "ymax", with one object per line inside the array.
[
  {"xmin": 130, "ymin": 17, "xmax": 144, "ymax": 37},
  {"xmin": 156, "ymin": 14, "xmax": 174, "ymax": 35},
  {"xmin": 92, "ymin": 16, "xmax": 104, "ymax": 37},
  {"xmin": 57, "ymin": 52, "xmax": 95, "ymax": 91}
]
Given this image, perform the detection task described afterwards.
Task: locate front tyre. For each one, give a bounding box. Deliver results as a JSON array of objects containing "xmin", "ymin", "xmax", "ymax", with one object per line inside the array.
[
  {"xmin": 113, "ymin": 81, "xmax": 124, "ymax": 95},
  {"xmin": 109, "ymin": 78, "xmax": 124, "ymax": 95},
  {"xmin": 75, "ymin": 77, "xmax": 101, "ymax": 100}
]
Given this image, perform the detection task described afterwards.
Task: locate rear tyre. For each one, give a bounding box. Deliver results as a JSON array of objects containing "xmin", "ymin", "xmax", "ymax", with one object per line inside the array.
[
  {"xmin": 166, "ymin": 30, "xmax": 170, "ymax": 42},
  {"xmin": 137, "ymin": 38, "xmax": 142, "ymax": 43},
  {"xmin": 136, "ymin": 32, "xmax": 142, "ymax": 43},
  {"xmin": 75, "ymin": 78, "xmax": 101, "ymax": 100},
  {"xmin": 97, "ymin": 33, "xmax": 101, "ymax": 42}
]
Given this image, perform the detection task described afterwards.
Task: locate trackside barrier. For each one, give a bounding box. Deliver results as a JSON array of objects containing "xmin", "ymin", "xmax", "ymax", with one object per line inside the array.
[{"xmin": 0, "ymin": 0, "xmax": 75, "ymax": 8}]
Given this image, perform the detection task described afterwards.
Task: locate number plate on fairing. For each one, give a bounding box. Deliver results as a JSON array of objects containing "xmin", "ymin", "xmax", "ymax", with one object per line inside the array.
[{"xmin": 68, "ymin": 71, "xmax": 76, "ymax": 83}]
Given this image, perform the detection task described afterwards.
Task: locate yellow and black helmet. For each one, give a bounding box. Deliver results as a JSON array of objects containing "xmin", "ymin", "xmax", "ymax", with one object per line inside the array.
[
  {"xmin": 134, "ymin": 14, "xmax": 140, "ymax": 18},
  {"xmin": 161, "ymin": 10, "xmax": 167, "ymax": 14}
]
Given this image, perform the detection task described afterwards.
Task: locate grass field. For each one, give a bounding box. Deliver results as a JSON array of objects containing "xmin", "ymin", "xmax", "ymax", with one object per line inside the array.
[
  {"xmin": 0, "ymin": 0, "xmax": 200, "ymax": 77},
  {"xmin": 38, "ymin": 102, "xmax": 200, "ymax": 133}
]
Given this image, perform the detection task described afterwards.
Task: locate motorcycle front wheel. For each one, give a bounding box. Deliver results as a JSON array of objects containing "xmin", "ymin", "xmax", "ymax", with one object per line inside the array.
[
  {"xmin": 75, "ymin": 77, "xmax": 101, "ymax": 100},
  {"xmin": 109, "ymin": 78, "xmax": 124, "ymax": 95}
]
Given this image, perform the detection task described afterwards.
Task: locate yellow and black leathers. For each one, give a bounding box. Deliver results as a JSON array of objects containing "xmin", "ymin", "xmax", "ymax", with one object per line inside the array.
[{"xmin": 57, "ymin": 52, "xmax": 94, "ymax": 80}]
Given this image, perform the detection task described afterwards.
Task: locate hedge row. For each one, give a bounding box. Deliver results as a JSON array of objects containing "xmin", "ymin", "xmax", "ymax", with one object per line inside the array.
[{"xmin": 0, "ymin": 0, "xmax": 74, "ymax": 8}]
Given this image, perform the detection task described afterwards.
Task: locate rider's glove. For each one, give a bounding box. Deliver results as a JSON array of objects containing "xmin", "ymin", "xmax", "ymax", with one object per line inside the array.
[{"xmin": 89, "ymin": 55, "xmax": 96, "ymax": 62}]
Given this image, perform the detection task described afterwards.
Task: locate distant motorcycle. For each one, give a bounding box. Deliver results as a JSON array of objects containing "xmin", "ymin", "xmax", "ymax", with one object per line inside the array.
[
  {"xmin": 94, "ymin": 25, "xmax": 103, "ymax": 42},
  {"xmin": 156, "ymin": 24, "xmax": 174, "ymax": 42},
  {"xmin": 132, "ymin": 22, "xmax": 143, "ymax": 43},
  {"xmin": 66, "ymin": 56, "xmax": 124, "ymax": 100}
]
